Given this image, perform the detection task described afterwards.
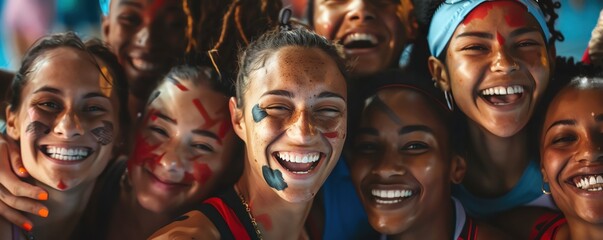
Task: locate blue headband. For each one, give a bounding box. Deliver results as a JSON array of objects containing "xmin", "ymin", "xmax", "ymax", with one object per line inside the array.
[
  {"xmin": 100, "ymin": 0, "xmax": 111, "ymax": 16},
  {"xmin": 427, "ymin": 0, "xmax": 552, "ymax": 58}
]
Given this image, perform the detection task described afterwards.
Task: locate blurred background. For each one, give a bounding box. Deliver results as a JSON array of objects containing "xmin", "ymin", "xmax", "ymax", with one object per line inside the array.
[{"xmin": 0, "ymin": 0, "xmax": 601, "ymax": 71}]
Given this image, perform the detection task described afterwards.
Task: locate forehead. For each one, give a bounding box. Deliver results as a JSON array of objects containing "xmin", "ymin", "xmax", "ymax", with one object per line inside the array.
[
  {"xmin": 150, "ymin": 77, "xmax": 228, "ymax": 118},
  {"xmin": 247, "ymin": 46, "xmax": 346, "ymax": 97},
  {"xmin": 113, "ymin": 0, "xmax": 183, "ymax": 12},
  {"xmin": 546, "ymin": 88, "xmax": 603, "ymax": 120},
  {"xmin": 460, "ymin": 1, "xmax": 536, "ymax": 28},
  {"xmin": 28, "ymin": 47, "xmax": 104, "ymax": 88},
  {"xmin": 364, "ymin": 88, "xmax": 446, "ymax": 129}
]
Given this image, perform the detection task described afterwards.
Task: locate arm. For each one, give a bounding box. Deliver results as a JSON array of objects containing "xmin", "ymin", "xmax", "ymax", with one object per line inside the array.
[
  {"xmin": 0, "ymin": 134, "xmax": 48, "ymax": 230},
  {"xmin": 148, "ymin": 210, "xmax": 220, "ymax": 240}
]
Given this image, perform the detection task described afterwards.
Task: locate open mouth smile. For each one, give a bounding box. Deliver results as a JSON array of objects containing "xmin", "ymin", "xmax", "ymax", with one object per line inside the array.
[
  {"xmin": 273, "ymin": 151, "xmax": 323, "ymax": 174},
  {"xmin": 371, "ymin": 189, "xmax": 414, "ymax": 205},
  {"xmin": 479, "ymin": 85, "xmax": 525, "ymax": 106},
  {"xmin": 40, "ymin": 145, "xmax": 93, "ymax": 162},
  {"xmin": 571, "ymin": 174, "xmax": 603, "ymax": 192},
  {"xmin": 342, "ymin": 33, "xmax": 379, "ymax": 50}
]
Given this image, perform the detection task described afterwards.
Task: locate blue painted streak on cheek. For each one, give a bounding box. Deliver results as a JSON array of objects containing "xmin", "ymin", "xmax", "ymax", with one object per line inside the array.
[
  {"xmin": 262, "ymin": 165, "xmax": 288, "ymax": 191},
  {"xmin": 252, "ymin": 104, "xmax": 268, "ymax": 123}
]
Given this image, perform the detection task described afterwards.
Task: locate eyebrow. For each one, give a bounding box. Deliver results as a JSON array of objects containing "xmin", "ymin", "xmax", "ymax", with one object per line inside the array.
[
  {"xmin": 118, "ymin": 0, "xmax": 143, "ymax": 8},
  {"xmin": 317, "ymin": 91, "xmax": 345, "ymax": 100},
  {"xmin": 399, "ymin": 125, "xmax": 434, "ymax": 135},
  {"xmin": 192, "ymin": 129, "xmax": 220, "ymax": 141},
  {"xmin": 455, "ymin": 31, "xmax": 493, "ymax": 39},
  {"xmin": 261, "ymin": 90, "xmax": 293, "ymax": 98},
  {"xmin": 154, "ymin": 112, "xmax": 177, "ymax": 124},
  {"xmin": 83, "ymin": 92, "xmax": 111, "ymax": 100},
  {"xmin": 33, "ymin": 86, "xmax": 62, "ymax": 95},
  {"xmin": 509, "ymin": 27, "xmax": 540, "ymax": 38},
  {"xmin": 546, "ymin": 119, "xmax": 576, "ymax": 132}
]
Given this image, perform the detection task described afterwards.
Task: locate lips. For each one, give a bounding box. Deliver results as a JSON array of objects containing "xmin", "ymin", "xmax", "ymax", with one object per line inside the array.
[
  {"xmin": 40, "ymin": 145, "xmax": 93, "ymax": 162},
  {"xmin": 479, "ymin": 85, "xmax": 525, "ymax": 106},
  {"xmin": 273, "ymin": 151, "xmax": 322, "ymax": 174},
  {"xmin": 571, "ymin": 174, "xmax": 603, "ymax": 192}
]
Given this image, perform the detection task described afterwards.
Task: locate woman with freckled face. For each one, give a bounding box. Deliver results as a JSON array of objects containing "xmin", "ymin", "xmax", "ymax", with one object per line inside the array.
[
  {"xmin": 150, "ymin": 27, "xmax": 348, "ymax": 240},
  {"xmin": 0, "ymin": 32, "xmax": 129, "ymax": 240},
  {"xmin": 310, "ymin": 0, "xmax": 417, "ymax": 77},
  {"xmin": 532, "ymin": 76, "xmax": 603, "ymax": 239},
  {"xmin": 348, "ymin": 70, "xmax": 509, "ymax": 239},
  {"xmin": 427, "ymin": 0, "xmax": 560, "ymax": 217}
]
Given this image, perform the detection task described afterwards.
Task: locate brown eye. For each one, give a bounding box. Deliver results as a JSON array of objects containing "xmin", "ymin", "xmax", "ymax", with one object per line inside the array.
[
  {"xmin": 149, "ymin": 126, "xmax": 169, "ymax": 138},
  {"xmin": 401, "ymin": 142, "xmax": 429, "ymax": 154},
  {"xmin": 551, "ymin": 135, "xmax": 577, "ymax": 146},
  {"xmin": 354, "ymin": 141, "xmax": 379, "ymax": 154},
  {"xmin": 38, "ymin": 101, "xmax": 61, "ymax": 112},
  {"xmin": 191, "ymin": 143, "xmax": 215, "ymax": 153}
]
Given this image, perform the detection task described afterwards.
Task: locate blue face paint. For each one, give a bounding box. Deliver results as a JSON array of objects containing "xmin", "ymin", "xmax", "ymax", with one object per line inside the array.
[
  {"xmin": 252, "ymin": 104, "xmax": 268, "ymax": 123},
  {"xmin": 262, "ymin": 165, "xmax": 288, "ymax": 191}
]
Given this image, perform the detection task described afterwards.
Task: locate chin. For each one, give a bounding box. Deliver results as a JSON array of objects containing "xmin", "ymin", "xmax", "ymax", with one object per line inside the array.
[{"xmin": 276, "ymin": 189, "xmax": 316, "ymax": 203}]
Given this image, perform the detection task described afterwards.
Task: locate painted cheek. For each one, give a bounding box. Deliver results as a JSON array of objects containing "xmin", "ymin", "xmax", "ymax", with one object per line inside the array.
[
  {"xmin": 91, "ymin": 120, "xmax": 114, "ymax": 145},
  {"xmin": 262, "ymin": 165, "xmax": 288, "ymax": 191},
  {"xmin": 252, "ymin": 104, "xmax": 268, "ymax": 123},
  {"xmin": 25, "ymin": 121, "xmax": 51, "ymax": 139},
  {"xmin": 183, "ymin": 162, "xmax": 213, "ymax": 185},
  {"xmin": 128, "ymin": 135, "xmax": 162, "ymax": 170}
]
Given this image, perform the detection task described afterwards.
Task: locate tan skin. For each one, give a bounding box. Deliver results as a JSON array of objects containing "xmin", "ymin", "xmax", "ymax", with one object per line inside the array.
[
  {"xmin": 428, "ymin": 1, "xmax": 555, "ymax": 198},
  {"xmin": 105, "ymin": 74, "xmax": 238, "ymax": 239},
  {"xmin": 540, "ymin": 87, "xmax": 603, "ymax": 239},
  {"xmin": 0, "ymin": 0, "xmax": 190, "ymax": 230},
  {"xmin": 312, "ymin": 0, "xmax": 416, "ymax": 77},
  {"xmin": 102, "ymin": 0, "xmax": 188, "ymax": 119},
  {"xmin": 0, "ymin": 47, "xmax": 122, "ymax": 239},
  {"xmin": 150, "ymin": 46, "xmax": 348, "ymax": 239},
  {"xmin": 349, "ymin": 88, "xmax": 508, "ymax": 239}
]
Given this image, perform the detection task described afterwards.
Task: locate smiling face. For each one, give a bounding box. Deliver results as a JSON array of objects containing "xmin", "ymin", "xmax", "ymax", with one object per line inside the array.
[
  {"xmin": 6, "ymin": 47, "xmax": 121, "ymax": 191},
  {"xmin": 312, "ymin": 0, "xmax": 414, "ymax": 77},
  {"xmin": 541, "ymin": 87, "xmax": 603, "ymax": 224},
  {"xmin": 349, "ymin": 88, "xmax": 463, "ymax": 235},
  {"xmin": 102, "ymin": 0, "xmax": 187, "ymax": 98},
  {"xmin": 441, "ymin": 1, "xmax": 552, "ymax": 137},
  {"xmin": 233, "ymin": 46, "xmax": 347, "ymax": 203},
  {"xmin": 128, "ymin": 73, "xmax": 236, "ymax": 213}
]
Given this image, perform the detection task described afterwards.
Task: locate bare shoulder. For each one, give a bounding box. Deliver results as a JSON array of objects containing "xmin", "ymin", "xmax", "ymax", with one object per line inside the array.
[{"xmin": 148, "ymin": 210, "xmax": 220, "ymax": 240}]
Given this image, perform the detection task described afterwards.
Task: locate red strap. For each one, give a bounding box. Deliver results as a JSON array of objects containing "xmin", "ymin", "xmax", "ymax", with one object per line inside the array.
[
  {"xmin": 205, "ymin": 197, "xmax": 251, "ymax": 240},
  {"xmin": 530, "ymin": 213, "xmax": 566, "ymax": 240}
]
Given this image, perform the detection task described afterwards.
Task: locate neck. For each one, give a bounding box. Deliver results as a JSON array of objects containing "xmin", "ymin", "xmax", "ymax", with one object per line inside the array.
[
  {"xmin": 236, "ymin": 159, "xmax": 312, "ymax": 240},
  {"xmin": 565, "ymin": 217, "xmax": 603, "ymax": 240},
  {"xmin": 463, "ymin": 120, "xmax": 531, "ymax": 197},
  {"xmin": 29, "ymin": 180, "xmax": 96, "ymax": 239},
  {"xmin": 389, "ymin": 199, "xmax": 455, "ymax": 240}
]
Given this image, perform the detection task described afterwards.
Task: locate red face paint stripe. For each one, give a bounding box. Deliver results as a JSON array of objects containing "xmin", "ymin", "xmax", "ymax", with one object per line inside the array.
[
  {"xmin": 462, "ymin": 2, "xmax": 494, "ymax": 25},
  {"xmin": 147, "ymin": 0, "xmax": 167, "ymax": 18},
  {"xmin": 192, "ymin": 99, "xmax": 221, "ymax": 129},
  {"xmin": 193, "ymin": 162, "xmax": 212, "ymax": 185},
  {"xmin": 169, "ymin": 77, "xmax": 189, "ymax": 91},
  {"xmin": 216, "ymin": 120, "xmax": 233, "ymax": 145},
  {"xmin": 255, "ymin": 214, "xmax": 273, "ymax": 231},
  {"xmin": 323, "ymin": 132, "xmax": 338, "ymax": 139},
  {"xmin": 128, "ymin": 135, "xmax": 162, "ymax": 170},
  {"xmin": 57, "ymin": 180, "xmax": 66, "ymax": 190},
  {"xmin": 496, "ymin": 32, "xmax": 506, "ymax": 46}
]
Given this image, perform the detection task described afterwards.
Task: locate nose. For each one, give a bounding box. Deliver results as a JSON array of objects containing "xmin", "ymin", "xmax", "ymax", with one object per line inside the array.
[
  {"xmin": 371, "ymin": 147, "xmax": 406, "ymax": 178},
  {"xmin": 490, "ymin": 46, "xmax": 519, "ymax": 74},
  {"xmin": 576, "ymin": 134, "xmax": 603, "ymax": 163},
  {"xmin": 286, "ymin": 111, "xmax": 317, "ymax": 144},
  {"xmin": 157, "ymin": 146, "xmax": 186, "ymax": 182},
  {"xmin": 134, "ymin": 26, "xmax": 150, "ymax": 48},
  {"xmin": 346, "ymin": 0, "xmax": 376, "ymax": 23},
  {"xmin": 53, "ymin": 112, "xmax": 84, "ymax": 139}
]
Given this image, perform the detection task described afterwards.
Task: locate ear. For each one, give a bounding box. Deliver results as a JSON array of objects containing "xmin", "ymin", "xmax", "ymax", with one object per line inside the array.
[
  {"xmin": 229, "ymin": 97, "xmax": 247, "ymax": 142},
  {"xmin": 5, "ymin": 106, "xmax": 20, "ymax": 140},
  {"xmin": 428, "ymin": 56, "xmax": 451, "ymax": 91},
  {"xmin": 449, "ymin": 154, "xmax": 466, "ymax": 184},
  {"xmin": 101, "ymin": 16, "xmax": 110, "ymax": 40},
  {"xmin": 540, "ymin": 163, "xmax": 549, "ymax": 183}
]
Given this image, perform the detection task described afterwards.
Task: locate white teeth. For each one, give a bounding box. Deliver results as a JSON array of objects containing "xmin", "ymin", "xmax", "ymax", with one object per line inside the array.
[
  {"xmin": 132, "ymin": 58, "xmax": 156, "ymax": 71},
  {"xmin": 343, "ymin": 33, "xmax": 378, "ymax": 45},
  {"xmin": 277, "ymin": 152, "xmax": 320, "ymax": 163},
  {"xmin": 573, "ymin": 174, "xmax": 603, "ymax": 190},
  {"xmin": 481, "ymin": 85, "xmax": 524, "ymax": 96},
  {"xmin": 371, "ymin": 189, "xmax": 413, "ymax": 203},
  {"xmin": 43, "ymin": 146, "xmax": 90, "ymax": 161}
]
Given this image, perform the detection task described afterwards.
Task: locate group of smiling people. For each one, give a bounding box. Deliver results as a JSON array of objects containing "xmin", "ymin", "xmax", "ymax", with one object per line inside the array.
[{"xmin": 0, "ymin": 0, "xmax": 601, "ymax": 239}]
